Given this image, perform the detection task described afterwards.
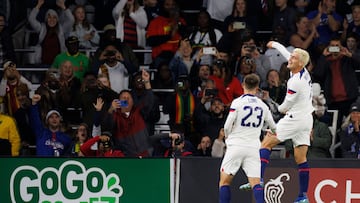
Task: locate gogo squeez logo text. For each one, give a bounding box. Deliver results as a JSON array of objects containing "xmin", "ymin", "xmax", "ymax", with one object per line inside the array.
[{"xmin": 10, "ymin": 160, "xmax": 123, "ymax": 203}]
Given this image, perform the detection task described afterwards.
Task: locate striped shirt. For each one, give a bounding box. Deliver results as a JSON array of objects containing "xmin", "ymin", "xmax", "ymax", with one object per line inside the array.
[{"xmin": 123, "ymin": 15, "xmax": 138, "ymax": 49}]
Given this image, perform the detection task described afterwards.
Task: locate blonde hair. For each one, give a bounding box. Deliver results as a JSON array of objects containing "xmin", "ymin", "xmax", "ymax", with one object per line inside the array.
[
  {"xmin": 98, "ymin": 73, "xmax": 111, "ymax": 88},
  {"xmin": 293, "ymin": 48, "xmax": 310, "ymax": 67}
]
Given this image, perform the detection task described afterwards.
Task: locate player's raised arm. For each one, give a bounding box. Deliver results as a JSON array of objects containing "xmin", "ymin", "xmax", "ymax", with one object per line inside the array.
[{"xmin": 267, "ymin": 41, "xmax": 291, "ymax": 60}]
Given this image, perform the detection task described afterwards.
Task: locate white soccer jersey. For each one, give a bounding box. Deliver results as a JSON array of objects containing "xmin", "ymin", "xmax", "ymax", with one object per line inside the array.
[
  {"xmin": 279, "ymin": 68, "xmax": 314, "ymax": 117},
  {"xmin": 271, "ymin": 41, "xmax": 315, "ymax": 117},
  {"xmin": 224, "ymin": 94, "xmax": 276, "ymax": 148}
]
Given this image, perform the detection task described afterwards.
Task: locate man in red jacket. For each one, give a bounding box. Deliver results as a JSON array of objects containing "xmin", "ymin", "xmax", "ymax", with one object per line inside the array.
[{"xmin": 80, "ymin": 131, "xmax": 124, "ymax": 157}]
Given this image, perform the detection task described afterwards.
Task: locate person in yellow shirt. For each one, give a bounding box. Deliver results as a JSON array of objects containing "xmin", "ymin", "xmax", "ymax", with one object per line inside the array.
[{"xmin": 0, "ymin": 112, "xmax": 21, "ymax": 156}]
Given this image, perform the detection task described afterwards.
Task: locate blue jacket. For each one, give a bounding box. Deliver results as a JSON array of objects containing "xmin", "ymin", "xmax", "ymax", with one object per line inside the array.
[{"xmin": 30, "ymin": 104, "xmax": 72, "ymax": 156}]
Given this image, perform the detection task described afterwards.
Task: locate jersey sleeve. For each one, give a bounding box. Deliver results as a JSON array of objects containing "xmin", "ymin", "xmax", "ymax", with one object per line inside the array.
[
  {"xmin": 272, "ymin": 41, "xmax": 290, "ymax": 61},
  {"xmin": 223, "ymin": 103, "xmax": 237, "ymax": 138},
  {"xmin": 278, "ymin": 78, "xmax": 300, "ymax": 113}
]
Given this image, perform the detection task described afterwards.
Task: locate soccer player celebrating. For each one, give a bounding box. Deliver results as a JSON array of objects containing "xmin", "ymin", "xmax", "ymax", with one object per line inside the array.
[
  {"xmin": 240, "ymin": 41, "xmax": 314, "ymax": 203},
  {"xmin": 219, "ymin": 73, "xmax": 276, "ymax": 203}
]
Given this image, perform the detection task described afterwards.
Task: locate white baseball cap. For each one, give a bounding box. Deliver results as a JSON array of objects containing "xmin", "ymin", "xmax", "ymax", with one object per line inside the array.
[{"xmin": 46, "ymin": 110, "xmax": 61, "ymax": 121}]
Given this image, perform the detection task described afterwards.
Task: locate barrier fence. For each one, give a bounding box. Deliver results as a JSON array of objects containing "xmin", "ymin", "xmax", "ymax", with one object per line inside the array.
[{"xmin": 1, "ymin": 157, "xmax": 360, "ymax": 203}]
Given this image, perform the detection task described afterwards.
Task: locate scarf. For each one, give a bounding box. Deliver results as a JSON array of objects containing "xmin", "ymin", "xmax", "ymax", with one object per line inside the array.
[
  {"xmin": 175, "ymin": 92, "xmax": 195, "ymax": 124},
  {"xmin": 6, "ymin": 84, "xmax": 20, "ymax": 115}
]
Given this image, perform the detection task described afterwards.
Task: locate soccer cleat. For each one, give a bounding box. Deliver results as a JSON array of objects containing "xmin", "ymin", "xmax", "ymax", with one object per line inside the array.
[
  {"xmin": 294, "ymin": 196, "xmax": 309, "ymax": 203},
  {"xmin": 239, "ymin": 180, "xmax": 264, "ymax": 191},
  {"xmin": 239, "ymin": 182, "xmax": 252, "ymax": 191}
]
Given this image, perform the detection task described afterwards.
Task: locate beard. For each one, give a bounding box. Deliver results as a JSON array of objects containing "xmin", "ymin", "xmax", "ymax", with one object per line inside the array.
[
  {"xmin": 211, "ymin": 111, "xmax": 222, "ymax": 117},
  {"xmin": 48, "ymin": 82, "xmax": 60, "ymax": 90}
]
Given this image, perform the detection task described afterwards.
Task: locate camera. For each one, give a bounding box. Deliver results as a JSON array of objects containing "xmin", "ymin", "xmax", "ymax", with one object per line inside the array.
[
  {"xmin": 177, "ymin": 81, "xmax": 184, "ymax": 88},
  {"xmin": 100, "ymin": 140, "xmax": 111, "ymax": 148},
  {"xmin": 243, "ymin": 58, "xmax": 255, "ymax": 65},
  {"xmin": 233, "ymin": 21, "xmax": 246, "ymax": 29},
  {"xmin": 203, "ymin": 47, "xmax": 216, "ymax": 55},
  {"xmin": 104, "ymin": 50, "xmax": 117, "ymax": 57},
  {"xmin": 49, "ymin": 72, "xmax": 60, "ymax": 80},
  {"xmin": 205, "ymin": 88, "xmax": 218, "ymax": 97},
  {"xmin": 328, "ymin": 46, "xmax": 340, "ymax": 53},
  {"xmin": 174, "ymin": 134, "xmax": 184, "ymax": 145}
]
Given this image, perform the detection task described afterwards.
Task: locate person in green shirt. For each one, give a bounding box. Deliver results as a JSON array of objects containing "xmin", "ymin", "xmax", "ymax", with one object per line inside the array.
[{"xmin": 51, "ymin": 36, "xmax": 90, "ymax": 81}]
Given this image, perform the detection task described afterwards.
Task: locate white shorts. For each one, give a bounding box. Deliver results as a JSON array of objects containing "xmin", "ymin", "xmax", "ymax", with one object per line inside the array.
[
  {"xmin": 276, "ymin": 113, "xmax": 313, "ymax": 146},
  {"xmin": 220, "ymin": 146, "xmax": 260, "ymax": 178}
]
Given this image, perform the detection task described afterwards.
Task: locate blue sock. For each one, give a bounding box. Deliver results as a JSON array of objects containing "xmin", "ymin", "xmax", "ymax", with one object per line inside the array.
[
  {"xmin": 253, "ymin": 184, "xmax": 264, "ymax": 203},
  {"xmin": 260, "ymin": 148, "xmax": 271, "ymax": 179},
  {"xmin": 219, "ymin": 185, "xmax": 231, "ymax": 203},
  {"xmin": 298, "ymin": 162, "xmax": 309, "ymax": 197}
]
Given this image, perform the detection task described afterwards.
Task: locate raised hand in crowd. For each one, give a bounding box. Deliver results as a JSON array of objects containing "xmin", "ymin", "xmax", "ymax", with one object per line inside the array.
[
  {"xmin": 32, "ymin": 94, "xmax": 41, "ymax": 105},
  {"xmin": 169, "ymin": 132, "xmax": 181, "ymax": 140},
  {"xmin": 317, "ymin": 1, "xmax": 324, "ymax": 14},
  {"xmin": 141, "ymin": 68, "xmax": 151, "ymax": 88},
  {"xmin": 99, "ymin": 134, "xmax": 110, "ymax": 143},
  {"xmin": 2, "ymin": 63, "xmax": 20, "ymax": 81},
  {"xmin": 93, "ymin": 97, "xmax": 105, "ymax": 112},
  {"xmin": 56, "ymin": 0, "xmax": 66, "ymax": 10},
  {"xmin": 36, "ymin": 0, "xmax": 45, "ymax": 9}
]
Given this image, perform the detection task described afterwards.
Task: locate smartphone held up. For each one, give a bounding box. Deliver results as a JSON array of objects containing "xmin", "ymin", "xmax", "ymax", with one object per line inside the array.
[
  {"xmin": 203, "ymin": 47, "xmax": 216, "ymax": 55},
  {"xmin": 115, "ymin": 99, "xmax": 128, "ymax": 108}
]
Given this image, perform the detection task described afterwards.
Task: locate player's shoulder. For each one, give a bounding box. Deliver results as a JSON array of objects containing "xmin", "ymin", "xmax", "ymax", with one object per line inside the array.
[
  {"xmin": 243, "ymin": 95, "xmax": 267, "ymax": 107},
  {"xmin": 230, "ymin": 95, "xmax": 245, "ymax": 106},
  {"xmin": 297, "ymin": 68, "xmax": 311, "ymax": 80},
  {"xmin": 230, "ymin": 94, "xmax": 253, "ymax": 105},
  {"xmin": 290, "ymin": 69, "xmax": 311, "ymax": 84}
]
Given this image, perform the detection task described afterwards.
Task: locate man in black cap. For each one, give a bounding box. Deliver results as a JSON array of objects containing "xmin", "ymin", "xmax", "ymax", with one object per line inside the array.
[
  {"xmin": 51, "ymin": 36, "xmax": 90, "ymax": 81},
  {"xmin": 339, "ymin": 101, "xmax": 360, "ymax": 158},
  {"xmin": 194, "ymin": 96, "xmax": 226, "ymax": 142}
]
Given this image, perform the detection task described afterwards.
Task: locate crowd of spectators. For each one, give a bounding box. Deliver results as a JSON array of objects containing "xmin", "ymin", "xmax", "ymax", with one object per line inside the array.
[{"xmin": 1, "ymin": 0, "xmax": 360, "ymax": 159}]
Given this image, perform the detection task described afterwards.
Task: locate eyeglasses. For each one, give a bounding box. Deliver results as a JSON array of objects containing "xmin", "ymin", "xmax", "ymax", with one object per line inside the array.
[
  {"xmin": 242, "ymin": 58, "xmax": 255, "ymax": 65},
  {"xmin": 214, "ymin": 60, "xmax": 226, "ymax": 67}
]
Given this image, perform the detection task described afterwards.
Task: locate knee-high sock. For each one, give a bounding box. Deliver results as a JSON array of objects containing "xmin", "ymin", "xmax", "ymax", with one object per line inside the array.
[
  {"xmin": 219, "ymin": 185, "xmax": 231, "ymax": 203},
  {"xmin": 298, "ymin": 162, "xmax": 310, "ymax": 197},
  {"xmin": 253, "ymin": 184, "xmax": 264, "ymax": 203},
  {"xmin": 260, "ymin": 148, "xmax": 271, "ymax": 179}
]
